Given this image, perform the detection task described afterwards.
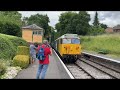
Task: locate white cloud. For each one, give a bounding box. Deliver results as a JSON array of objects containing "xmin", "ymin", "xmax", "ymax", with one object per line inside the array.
[
  {"xmin": 87, "ymin": 11, "xmax": 95, "ymax": 25},
  {"xmin": 98, "ymin": 11, "xmax": 120, "ymax": 27},
  {"xmin": 19, "ymin": 11, "xmax": 120, "ymax": 28},
  {"xmin": 19, "ymin": 11, "xmax": 65, "ymax": 28},
  {"xmin": 88, "ymin": 11, "xmax": 120, "ymax": 27}
]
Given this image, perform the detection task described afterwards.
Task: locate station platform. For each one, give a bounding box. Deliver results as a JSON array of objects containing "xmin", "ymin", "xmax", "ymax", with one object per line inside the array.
[{"xmin": 14, "ymin": 49, "xmax": 73, "ymax": 79}]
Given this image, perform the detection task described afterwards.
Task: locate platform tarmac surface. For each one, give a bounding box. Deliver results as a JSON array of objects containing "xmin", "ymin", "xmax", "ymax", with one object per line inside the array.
[{"xmin": 14, "ymin": 52, "xmax": 71, "ymax": 79}]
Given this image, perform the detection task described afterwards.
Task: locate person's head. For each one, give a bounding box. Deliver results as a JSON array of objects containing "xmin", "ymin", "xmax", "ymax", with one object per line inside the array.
[
  {"xmin": 30, "ymin": 42, "xmax": 33, "ymax": 45},
  {"xmin": 34, "ymin": 42, "xmax": 38, "ymax": 47},
  {"xmin": 43, "ymin": 40, "xmax": 48, "ymax": 45},
  {"xmin": 38, "ymin": 43, "xmax": 42, "ymax": 46}
]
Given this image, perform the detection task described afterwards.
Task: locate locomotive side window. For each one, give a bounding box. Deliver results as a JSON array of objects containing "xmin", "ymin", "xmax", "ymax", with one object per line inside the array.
[
  {"xmin": 57, "ymin": 40, "xmax": 59, "ymax": 50},
  {"xmin": 71, "ymin": 38, "xmax": 80, "ymax": 44},
  {"xmin": 60, "ymin": 39, "xmax": 62, "ymax": 44},
  {"xmin": 62, "ymin": 38, "xmax": 71, "ymax": 44},
  {"xmin": 55, "ymin": 41, "xmax": 57, "ymax": 50}
]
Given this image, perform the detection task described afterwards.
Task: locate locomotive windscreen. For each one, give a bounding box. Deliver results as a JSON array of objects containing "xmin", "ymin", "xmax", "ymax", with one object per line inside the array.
[
  {"xmin": 62, "ymin": 38, "xmax": 80, "ymax": 44},
  {"xmin": 62, "ymin": 38, "xmax": 71, "ymax": 44},
  {"xmin": 71, "ymin": 38, "xmax": 80, "ymax": 44}
]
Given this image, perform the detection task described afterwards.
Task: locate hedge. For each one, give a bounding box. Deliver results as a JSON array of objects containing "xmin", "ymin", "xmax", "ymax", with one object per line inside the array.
[
  {"xmin": 0, "ymin": 33, "xmax": 29, "ymax": 59},
  {"xmin": 17, "ymin": 46, "xmax": 30, "ymax": 56},
  {"xmin": 13, "ymin": 55, "xmax": 29, "ymax": 69}
]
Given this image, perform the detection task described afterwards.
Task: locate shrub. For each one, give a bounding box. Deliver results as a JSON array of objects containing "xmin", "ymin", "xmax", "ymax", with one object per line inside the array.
[
  {"xmin": 98, "ymin": 49, "xmax": 110, "ymax": 54},
  {"xmin": 0, "ymin": 36, "xmax": 15, "ymax": 59},
  {"xmin": 0, "ymin": 33, "xmax": 28, "ymax": 59},
  {"xmin": 9, "ymin": 37, "xmax": 29, "ymax": 48},
  {"xmin": 0, "ymin": 60, "xmax": 7, "ymax": 76},
  {"xmin": 88, "ymin": 26, "xmax": 105, "ymax": 35},
  {"xmin": 17, "ymin": 46, "xmax": 29, "ymax": 56},
  {"xmin": 13, "ymin": 55, "xmax": 29, "ymax": 69}
]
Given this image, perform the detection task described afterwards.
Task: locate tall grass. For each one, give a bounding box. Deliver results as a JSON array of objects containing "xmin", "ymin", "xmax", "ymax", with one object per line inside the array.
[{"xmin": 80, "ymin": 33, "xmax": 120, "ymax": 57}]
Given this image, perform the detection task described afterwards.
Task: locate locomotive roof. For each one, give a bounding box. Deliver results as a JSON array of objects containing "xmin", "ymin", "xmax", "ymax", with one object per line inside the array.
[{"xmin": 55, "ymin": 34, "xmax": 80, "ymax": 41}]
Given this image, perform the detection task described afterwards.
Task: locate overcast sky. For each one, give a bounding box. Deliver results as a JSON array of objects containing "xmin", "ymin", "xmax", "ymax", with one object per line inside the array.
[{"xmin": 19, "ymin": 11, "xmax": 120, "ymax": 28}]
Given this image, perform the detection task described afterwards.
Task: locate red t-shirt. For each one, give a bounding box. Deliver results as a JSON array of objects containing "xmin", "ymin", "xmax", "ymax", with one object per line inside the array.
[{"xmin": 37, "ymin": 44, "xmax": 51, "ymax": 64}]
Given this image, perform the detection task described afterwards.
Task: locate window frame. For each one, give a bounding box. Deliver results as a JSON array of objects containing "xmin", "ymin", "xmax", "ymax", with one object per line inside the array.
[
  {"xmin": 33, "ymin": 30, "xmax": 43, "ymax": 35},
  {"xmin": 62, "ymin": 38, "xmax": 71, "ymax": 44},
  {"xmin": 71, "ymin": 38, "xmax": 80, "ymax": 44}
]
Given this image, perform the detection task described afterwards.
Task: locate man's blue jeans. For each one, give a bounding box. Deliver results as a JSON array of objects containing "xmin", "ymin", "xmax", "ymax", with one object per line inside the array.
[{"xmin": 36, "ymin": 64, "xmax": 48, "ymax": 79}]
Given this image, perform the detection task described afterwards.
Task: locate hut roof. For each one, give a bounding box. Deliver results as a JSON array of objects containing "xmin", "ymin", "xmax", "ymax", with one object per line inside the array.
[
  {"xmin": 22, "ymin": 24, "xmax": 43, "ymax": 30},
  {"xmin": 113, "ymin": 25, "xmax": 120, "ymax": 30}
]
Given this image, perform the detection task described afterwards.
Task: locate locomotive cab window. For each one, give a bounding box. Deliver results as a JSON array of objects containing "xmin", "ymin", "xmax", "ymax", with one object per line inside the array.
[
  {"xmin": 71, "ymin": 38, "xmax": 80, "ymax": 44},
  {"xmin": 62, "ymin": 38, "xmax": 71, "ymax": 44}
]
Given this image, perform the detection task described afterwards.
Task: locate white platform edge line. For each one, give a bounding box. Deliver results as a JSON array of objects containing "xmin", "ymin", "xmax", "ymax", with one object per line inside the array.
[
  {"xmin": 53, "ymin": 49, "xmax": 75, "ymax": 79},
  {"xmin": 82, "ymin": 52, "xmax": 120, "ymax": 64}
]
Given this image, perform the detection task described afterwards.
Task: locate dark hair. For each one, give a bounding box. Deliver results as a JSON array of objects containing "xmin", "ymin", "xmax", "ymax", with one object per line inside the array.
[{"xmin": 34, "ymin": 42, "xmax": 38, "ymax": 47}]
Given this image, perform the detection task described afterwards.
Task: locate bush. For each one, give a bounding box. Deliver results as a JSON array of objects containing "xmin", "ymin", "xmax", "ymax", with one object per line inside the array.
[
  {"xmin": 0, "ymin": 60, "xmax": 7, "ymax": 76},
  {"xmin": 13, "ymin": 55, "xmax": 29, "ymax": 69},
  {"xmin": 9, "ymin": 37, "xmax": 29, "ymax": 49},
  {"xmin": 88, "ymin": 26, "xmax": 105, "ymax": 35},
  {"xmin": 98, "ymin": 49, "xmax": 110, "ymax": 54},
  {"xmin": 0, "ymin": 33, "xmax": 29, "ymax": 59},
  {"xmin": 0, "ymin": 36, "xmax": 15, "ymax": 59},
  {"xmin": 17, "ymin": 46, "xmax": 29, "ymax": 56}
]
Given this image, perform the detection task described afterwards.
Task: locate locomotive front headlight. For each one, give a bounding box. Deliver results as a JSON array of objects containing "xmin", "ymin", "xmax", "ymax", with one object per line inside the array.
[
  {"xmin": 76, "ymin": 47, "xmax": 79, "ymax": 49},
  {"xmin": 68, "ymin": 46, "xmax": 70, "ymax": 49}
]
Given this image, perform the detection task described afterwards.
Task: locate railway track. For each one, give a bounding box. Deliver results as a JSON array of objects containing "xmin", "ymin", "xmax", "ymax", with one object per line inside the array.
[
  {"xmin": 66, "ymin": 53, "xmax": 120, "ymax": 79},
  {"xmin": 66, "ymin": 60, "xmax": 113, "ymax": 79},
  {"xmin": 52, "ymin": 47, "xmax": 120, "ymax": 79},
  {"xmin": 66, "ymin": 63, "xmax": 94, "ymax": 79}
]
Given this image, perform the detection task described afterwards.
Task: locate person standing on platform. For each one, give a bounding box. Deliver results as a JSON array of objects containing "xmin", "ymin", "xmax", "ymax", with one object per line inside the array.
[
  {"xmin": 36, "ymin": 40, "xmax": 52, "ymax": 79},
  {"xmin": 30, "ymin": 42, "xmax": 38, "ymax": 64}
]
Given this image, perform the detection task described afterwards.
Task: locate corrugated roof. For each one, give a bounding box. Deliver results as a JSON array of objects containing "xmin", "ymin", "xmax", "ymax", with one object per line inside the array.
[
  {"xmin": 22, "ymin": 24, "xmax": 43, "ymax": 30},
  {"xmin": 113, "ymin": 25, "xmax": 120, "ymax": 30}
]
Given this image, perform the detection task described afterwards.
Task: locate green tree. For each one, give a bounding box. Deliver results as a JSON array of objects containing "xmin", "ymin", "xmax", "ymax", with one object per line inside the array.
[
  {"xmin": 26, "ymin": 14, "xmax": 50, "ymax": 37},
  {"xmin": 89, "ymin": 25, "xmax": 105, "ymax": 35},
  {"xmin": 0, "ymin": 22, "xmax": 21, "ymax": 36},
  {"xmin": 58, "ymin": 11, "xmax": 77, "ymax": 35},
  {"xmin": 0, "ymin": 11, "xmax": 22, "ymax": 37},
  {"xmin": 22, "ymin": 17, "xmax": 29, "ymax": 26},
  {"xmin": 75, "ymin": 11, "xmax": 90, "ymax": 35},
  {"xmin": 89, "ymin": 11, "xmax": 106, "ymax": 35},
  {"xmin": 100, "ymin": 23, "xmax": 108, "ymax": 29},
  {"xmin": 49, "ymin": 26, "xmax": 56, "ymax": 43},
  {"xmin": 0, "ymin": 11, "xmax": 22, "ymax": 26},
  {"xmin": 55, "ymin": 11, "xmax": 91, "ymax": 36},
  {"xmin": 93, "ymin": 11, "xmax": 99, "ymax": 26},
  {"xmin": 55, "ymin": 22, "xmax": 61, "ymax": 32}
]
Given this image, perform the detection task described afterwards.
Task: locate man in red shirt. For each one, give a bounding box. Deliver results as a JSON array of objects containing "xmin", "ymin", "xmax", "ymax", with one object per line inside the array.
[{"xmin": 36, "ymin": 40, "xmax": 52, "ymax": 79}]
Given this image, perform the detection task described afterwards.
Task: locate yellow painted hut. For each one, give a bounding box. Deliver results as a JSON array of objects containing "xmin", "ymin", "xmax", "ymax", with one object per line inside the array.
[{"xmin": 22, "ymin": 24, "xmax": 44, "ymax": 43}]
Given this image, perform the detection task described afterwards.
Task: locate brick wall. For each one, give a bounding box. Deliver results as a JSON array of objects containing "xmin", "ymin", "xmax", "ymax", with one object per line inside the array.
[{"xmin": 105, "ymin": 27, "xmax": 113, "ymax": 33}]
